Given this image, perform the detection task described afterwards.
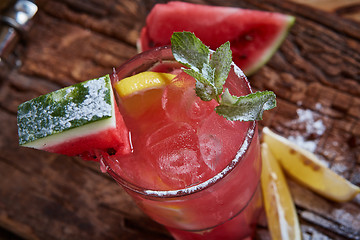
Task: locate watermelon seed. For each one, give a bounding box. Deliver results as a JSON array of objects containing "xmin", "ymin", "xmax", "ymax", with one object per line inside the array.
[
  {"xmin": 107, "ymin": 148, "xmax": 117, "ymax": 156},
  {"xmin": 245, "ymin": 35, "xmax": 253, "ymax": 41},
  {"xmin": 148, "ymin": 39, "xmax": 155, "ymax": 48}
]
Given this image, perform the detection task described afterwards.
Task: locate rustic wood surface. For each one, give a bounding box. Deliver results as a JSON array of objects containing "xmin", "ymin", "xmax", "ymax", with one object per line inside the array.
[{"xmin": 0, "ymin": 0, "xmax": 359, "ymax": 239}]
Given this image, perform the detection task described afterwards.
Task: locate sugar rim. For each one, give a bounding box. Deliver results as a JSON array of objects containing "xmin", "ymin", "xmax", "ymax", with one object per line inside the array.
[{"xmin": 103, "ymin": 46, "xmax": 257, "ymax": 199}]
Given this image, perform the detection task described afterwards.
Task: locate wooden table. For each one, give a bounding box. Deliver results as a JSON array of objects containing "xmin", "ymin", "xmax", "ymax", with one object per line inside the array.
[{"xmin": 0, "ymin": 0, "xmax": 359, "ymax": 239}]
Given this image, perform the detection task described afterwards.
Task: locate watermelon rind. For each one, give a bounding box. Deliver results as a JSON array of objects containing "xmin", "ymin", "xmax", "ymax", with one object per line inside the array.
[
  {"xmin": 244, "ymin": 15, "xmax": 295, "ymax": 76},
  {"xmin": 17, "ymin": 75, "xmax": 117, "ymax": 150}
]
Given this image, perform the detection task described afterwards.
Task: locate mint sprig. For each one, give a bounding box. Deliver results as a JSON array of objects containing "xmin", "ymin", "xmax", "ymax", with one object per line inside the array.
[
  {"xmin": 171, "ymin": 32, "xmax": 231, "ymax": 102},
  {"xmin": 171, "ymin": 32, "xmax": 276, "ymax": 121}
]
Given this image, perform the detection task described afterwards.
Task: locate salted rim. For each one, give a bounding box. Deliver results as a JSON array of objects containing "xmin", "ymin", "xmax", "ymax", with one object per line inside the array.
[{"xmin": 103, "ymin": 46, "xmax": 257, "ymax": 199}]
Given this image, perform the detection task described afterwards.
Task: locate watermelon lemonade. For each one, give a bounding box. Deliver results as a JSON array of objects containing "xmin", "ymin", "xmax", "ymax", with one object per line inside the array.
[
  {"xmin": 99, "ymin": 46, "xmax": 263, "ymax": 239},
  {"xmin": 17, "ymin": 33, "xmax": 275, "ymax": 239}
]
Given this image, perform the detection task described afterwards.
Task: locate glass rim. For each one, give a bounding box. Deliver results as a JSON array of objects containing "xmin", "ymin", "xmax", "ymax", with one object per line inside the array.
[{"xmin": 103, "ymin": 45, "xmax": 258, "ymax": 199}]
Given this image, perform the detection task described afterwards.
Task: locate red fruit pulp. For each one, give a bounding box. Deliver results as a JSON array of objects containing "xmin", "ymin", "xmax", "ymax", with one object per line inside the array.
[
  {"xmin": 139, "ymin": 1, "xmax": 294, "ymax": 75},
  {"xmin": 44, "ymin": 99, "xmax": 131, "ymax": 160}
]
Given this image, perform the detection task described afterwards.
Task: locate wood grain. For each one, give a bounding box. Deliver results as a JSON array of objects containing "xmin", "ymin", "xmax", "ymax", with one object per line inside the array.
[
  {"xmin": 0, "ymin": 0, "xmax": 359, "ymax": 239},
  {"xmin": 289, "ymin": 0, "xmax": 360, "ymax": 22}
]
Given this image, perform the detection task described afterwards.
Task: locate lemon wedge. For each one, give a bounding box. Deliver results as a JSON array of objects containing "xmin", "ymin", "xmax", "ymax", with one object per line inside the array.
[
  {"xmin": 263, "ymin": 127, "xmax": 360, "ymax": 202},
  {"xmin": 114, "ymin": 72, "xmax": 176, "ymax": 117},
  {"xmin": 261, "ymin": 143, "xmax": 302, "ymax": 240},
  {"xmin": 114, "ymin": 72, "xmax": 176, "ymax": 98}
]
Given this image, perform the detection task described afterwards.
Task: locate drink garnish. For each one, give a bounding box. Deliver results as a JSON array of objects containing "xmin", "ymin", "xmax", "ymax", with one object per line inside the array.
[
  {"xmin": 17, "ymin": 75, "xmax": 131, "ymax": 158},
  {"xmin": 114, "ymin": 72, "xmax": 176, "ymax": 98},
  {"xmin": 261, "ymin": 142, "xmax": 302, "ymax": 240},
  {"xmin": 171, "ymin": 31, "xmax": 276, "ymax": 121},
  {"xmin": 263, "ymin": 127, "xmax": 360, "ymax": 202},
  {"xmin": 114, "ymin": 71, "xmax": 176, "ymax": 118},
  {"xmin": 18, "ymin": 75, "xmax": 114, "ymax": 146}
]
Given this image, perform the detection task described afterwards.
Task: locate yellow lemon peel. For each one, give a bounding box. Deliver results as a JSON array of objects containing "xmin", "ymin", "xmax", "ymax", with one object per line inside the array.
[
  {"xmin": 115, "ymin": 72, "xmax": 176, "ymax": 98},
  {"xmin": 262, "ymin": 127, "xmax": 360, "ymax": 203},
  {"xmin": 261, "ymin": 143, "xmax": 302, "ymax": 240}
]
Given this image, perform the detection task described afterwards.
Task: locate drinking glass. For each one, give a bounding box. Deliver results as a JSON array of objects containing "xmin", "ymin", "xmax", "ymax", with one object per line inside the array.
[{"xmin": 99, "ymin": 46, "xmax": 262, "ymax": 240}]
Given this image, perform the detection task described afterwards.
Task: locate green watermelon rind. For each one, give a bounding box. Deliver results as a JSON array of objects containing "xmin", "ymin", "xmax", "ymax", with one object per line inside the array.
[
  {"xmin": 244, "ymin": 15, "xmax": 296, "ymax": 76},
  {"xmin": 21, "ymin": 113, "xmax": 117, "ymax": 150},
  {"xmin": 17, "ymin": 75, "xmax": 116, "ymax": 149}
]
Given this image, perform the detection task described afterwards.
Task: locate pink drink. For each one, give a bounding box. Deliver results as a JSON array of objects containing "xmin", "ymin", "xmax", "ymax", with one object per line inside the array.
[{"xmin": 100, "ymin": 46, "xmax": 262, "ymax": 239}]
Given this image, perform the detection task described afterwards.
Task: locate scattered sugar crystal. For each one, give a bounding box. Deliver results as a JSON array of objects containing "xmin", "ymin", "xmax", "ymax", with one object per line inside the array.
[
  {"xmin": 288, "ymin": 135, "xmax": 317, "ymax": 152},
  {"xmin": 296, "ymin": 109, "xmax": 326, "ymax": 136},
  {"xmin": 286, "ymin": 106, "xmax": 326, "ymax": 153},
  {"xmin": 330, "ymin": 162, "xmax": 348, "ymax": 175},
  {"xmin": 315, "ymin": 102, "xmax": 322, "ymax": 110}
]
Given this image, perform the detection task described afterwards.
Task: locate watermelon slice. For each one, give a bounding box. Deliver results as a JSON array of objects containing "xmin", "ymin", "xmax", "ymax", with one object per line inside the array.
[
  {"xmin": 138, "ymin": 1, "xmax": 295, "ymax": 76},
  {"xmin": 17, "ymin": 75, "xmax": 131, "ymax": 160}
]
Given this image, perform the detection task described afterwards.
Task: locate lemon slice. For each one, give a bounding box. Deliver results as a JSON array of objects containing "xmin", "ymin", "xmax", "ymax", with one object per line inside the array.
[
  {"xmin": 114, "ymin": 72, "xmax": 176, "ymax": 118},
  {"xmin": 261, "ymin": 143, "xmax": 302, "ymax": 240},
  {"xmin": 263, "ymin": 127, "xmax": 360, "ymax": 202},
  {"xmin": 114, "ymin": 72, "xmax": 176, "ymax": 98}
]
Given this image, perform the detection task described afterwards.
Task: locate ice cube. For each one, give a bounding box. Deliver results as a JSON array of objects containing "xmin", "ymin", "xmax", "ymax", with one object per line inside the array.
[
  {"xmin": 197, "ymin": 110, "xmax": 248, "ymax": 172},
  {"xmin": 145, "ymin": 122, "xmax": 207, "ymax": 188},
  {"xmin": 199, "ymin": 134, "xmax": 222, "ymax": 171},
  {"xmin": 146, "ymin": 122, "xmax": 198, "ymax": 151},
  {"xmin": 158, "ymin": 148, "xmax": 200, "ymax": 186},
  {"xmin": 162, "ymin": 73, "xmax": 215, "ymax": 125}
]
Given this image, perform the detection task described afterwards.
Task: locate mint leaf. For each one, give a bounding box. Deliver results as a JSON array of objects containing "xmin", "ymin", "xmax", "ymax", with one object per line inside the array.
[
  {"xmin": 172, "ymin": 32, "xmax": 219, "ymax": 101},
  {"xmin": 210, "ymin": 41, "xmax": 232, "ymax": 95},
  {"xmin": 171, "ymin": 31, "xmax": 277, "ymax": 122},
  {"xmin": 171, "ymin": 32, "xmax": 210, "ymax": 72},
  {"xmin": 215, "ymin": 89, "xmax": 277, "ymax": 121}
]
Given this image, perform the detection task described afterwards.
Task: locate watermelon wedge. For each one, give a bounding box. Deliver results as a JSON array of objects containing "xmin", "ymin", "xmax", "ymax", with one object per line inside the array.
[
  {"xmin": 138, "ymin": 1, "xmax": 295, "ymax": 76},
  {"xmin": 17, "ymin": 75, "xmax": 131, "ymax": 160}
]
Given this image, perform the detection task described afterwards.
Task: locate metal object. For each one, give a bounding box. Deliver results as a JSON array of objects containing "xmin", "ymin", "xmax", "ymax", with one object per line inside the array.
[
  {"xmin": 0, "ymin": 0, "xmax": 37, "ymax": 60},
  {"xmin": 0, "ymin": 0, "xmax": 16, "ymax": 12}
]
